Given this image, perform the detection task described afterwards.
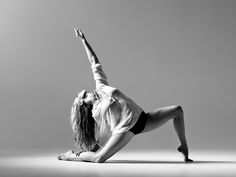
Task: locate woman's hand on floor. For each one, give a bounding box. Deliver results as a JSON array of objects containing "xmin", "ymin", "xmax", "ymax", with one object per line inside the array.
[{"xmin": 58, "ymin": 150, "xmax": 76, "ymax": 161}]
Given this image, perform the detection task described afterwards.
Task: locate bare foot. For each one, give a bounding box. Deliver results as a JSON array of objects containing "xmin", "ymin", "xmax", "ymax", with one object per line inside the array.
[{"xmin": 177, "ymin": 145, "xmax": 193, "ymax": 162}]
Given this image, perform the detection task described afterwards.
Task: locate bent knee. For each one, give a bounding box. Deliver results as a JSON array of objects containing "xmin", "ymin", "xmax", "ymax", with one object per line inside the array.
[{"xmin": 173, "ymin": 105, "xmax": 184, "ymax": 115}]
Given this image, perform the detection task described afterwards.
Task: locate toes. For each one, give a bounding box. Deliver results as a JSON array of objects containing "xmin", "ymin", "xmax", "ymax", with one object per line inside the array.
[
  {"xmin": 178, "ymin": 145, "xmax": 193, "ymax": 162},
  {"xmin": 185, "ymin": 158, "xmax": 193, "ymax": 163}
]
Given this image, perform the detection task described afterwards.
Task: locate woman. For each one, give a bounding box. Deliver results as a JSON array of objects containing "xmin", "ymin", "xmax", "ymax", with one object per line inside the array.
[{"xmin": 58, "ymin": 29, "xmax": 193, "ymax": 163}]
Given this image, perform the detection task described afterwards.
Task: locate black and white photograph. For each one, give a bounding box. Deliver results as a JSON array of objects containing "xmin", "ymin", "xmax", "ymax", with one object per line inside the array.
[{"xmin": 0, "ymin": 0, "xmax": 236, "ymax": 176}]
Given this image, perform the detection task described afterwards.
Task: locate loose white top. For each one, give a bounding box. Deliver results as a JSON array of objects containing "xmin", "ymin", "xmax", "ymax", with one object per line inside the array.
[{"xmin": 91, "ymin": 63, "xmax": 143, "ymax": 146}]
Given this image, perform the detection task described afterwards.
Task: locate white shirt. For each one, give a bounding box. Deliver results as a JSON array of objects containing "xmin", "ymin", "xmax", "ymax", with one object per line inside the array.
[{"xmin": 91, "ymin": 63, "xmax": 143, "ymax": 146}]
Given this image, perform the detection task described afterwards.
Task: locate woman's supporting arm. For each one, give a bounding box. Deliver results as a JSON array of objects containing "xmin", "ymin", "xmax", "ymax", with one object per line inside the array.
[
  {"xmin": 58, "ymin": 132, "xmax": 133, "ymax": 163},
  {"xmin": 74, "ymin": 28, "xmax": 99, "ymax": 65},
  {"xmin": 81, "ymin": 131, "xmax": 134, "ymax": 163}
]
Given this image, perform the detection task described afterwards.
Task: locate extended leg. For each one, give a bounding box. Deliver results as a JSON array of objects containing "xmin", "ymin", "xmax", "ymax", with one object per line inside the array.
[{"xmin": 142, "ymin": 105, "xmax": 193, "ymax": 162}]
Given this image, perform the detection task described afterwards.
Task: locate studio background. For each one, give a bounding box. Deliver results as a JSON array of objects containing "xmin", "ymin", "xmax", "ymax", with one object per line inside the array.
[{"xmin": 0, "ymin": 0, "xmax": 235, "ymax": 151}]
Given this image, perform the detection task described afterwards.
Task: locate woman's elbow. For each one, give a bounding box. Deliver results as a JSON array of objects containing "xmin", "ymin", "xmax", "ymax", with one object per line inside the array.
[{"xmin": 94, "ymin": 154, "xmax": 106, "ymax": 163}]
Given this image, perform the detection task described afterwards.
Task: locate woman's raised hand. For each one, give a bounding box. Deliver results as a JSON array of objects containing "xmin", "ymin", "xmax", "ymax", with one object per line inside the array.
[{"xmin": 74, "ymin": 28, "xmax": 85, "ymax": 39}]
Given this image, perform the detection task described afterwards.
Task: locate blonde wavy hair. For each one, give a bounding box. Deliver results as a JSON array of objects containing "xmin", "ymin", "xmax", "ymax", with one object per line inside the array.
[{"xmin": 70, "ymin": 96, "xmax": 96, "ymax": 151}]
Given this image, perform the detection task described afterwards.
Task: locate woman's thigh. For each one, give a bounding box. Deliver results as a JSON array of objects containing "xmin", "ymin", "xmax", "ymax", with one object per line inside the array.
[{"xmin": 141, "ymin": 105, "xmax": 180, "ymax": 134}]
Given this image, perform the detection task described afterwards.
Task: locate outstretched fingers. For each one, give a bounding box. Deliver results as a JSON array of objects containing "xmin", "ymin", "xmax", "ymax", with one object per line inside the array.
[{"xmin": 74, "ymin": 28, "xmax": 85, "ymax": 39}]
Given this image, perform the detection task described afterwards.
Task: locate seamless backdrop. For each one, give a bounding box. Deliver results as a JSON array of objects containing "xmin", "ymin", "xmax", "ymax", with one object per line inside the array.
[{"xmin": 0, "ymin": 0, "xmax": 236, "ymax": 151}]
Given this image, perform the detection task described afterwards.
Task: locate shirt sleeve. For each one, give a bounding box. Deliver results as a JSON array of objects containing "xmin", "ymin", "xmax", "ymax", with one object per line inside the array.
[{"xmin": 91, "ymin": 63, "xmax": 108, "ymax": 89}]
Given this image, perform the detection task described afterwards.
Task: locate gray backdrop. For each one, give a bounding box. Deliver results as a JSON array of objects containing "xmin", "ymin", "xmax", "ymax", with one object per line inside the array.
[{"xmin": 0, "ymin": 0, "xmax": 235, "ymax": 151}]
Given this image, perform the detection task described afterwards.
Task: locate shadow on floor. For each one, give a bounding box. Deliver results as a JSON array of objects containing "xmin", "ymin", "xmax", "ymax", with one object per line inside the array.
[{"xmin": 106, "ymin": 160, "xmax": 236, "ymax": 164}]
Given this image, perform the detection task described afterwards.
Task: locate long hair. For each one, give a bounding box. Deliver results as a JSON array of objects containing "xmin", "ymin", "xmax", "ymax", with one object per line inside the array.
[{"xmin": 70, "ymin": 99, "xmax": 96, "ymax": 151}]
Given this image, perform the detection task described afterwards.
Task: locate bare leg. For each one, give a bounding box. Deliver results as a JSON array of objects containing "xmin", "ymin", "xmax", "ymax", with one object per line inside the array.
[{"xmin": 141, "ymin": 105, "xmax": 193, "ymax": 162}]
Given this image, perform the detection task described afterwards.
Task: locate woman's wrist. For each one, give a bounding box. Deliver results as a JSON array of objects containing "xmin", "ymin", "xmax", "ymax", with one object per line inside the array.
[
  {"xmin": 81, "ymin": 37, "xmax": 86, "ymax": 42},
  {"xmin": 76, "ymin": 150, "xmax": 86, "ymax": 157}
]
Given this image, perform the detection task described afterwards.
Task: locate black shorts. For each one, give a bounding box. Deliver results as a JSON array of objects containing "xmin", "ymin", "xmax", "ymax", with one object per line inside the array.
[{"xmin": 129, "ymin": 111, "xmax": 147, "ymax": 135}]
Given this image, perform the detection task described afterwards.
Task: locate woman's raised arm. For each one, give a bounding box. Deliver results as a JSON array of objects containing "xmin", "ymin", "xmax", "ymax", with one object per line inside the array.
[
  {"xmin": 74, "ymin": 28, "xmax": 108, "ymax": 88},
  {"xmin": 74, "ymin": 28, "xmax": 99, "ymax": 65}
]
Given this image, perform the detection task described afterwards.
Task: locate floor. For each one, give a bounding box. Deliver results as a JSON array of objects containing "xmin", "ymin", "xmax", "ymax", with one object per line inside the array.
[{"xmin": 1, "ymin": 149, "xmax": 236, "ymax": 177}]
